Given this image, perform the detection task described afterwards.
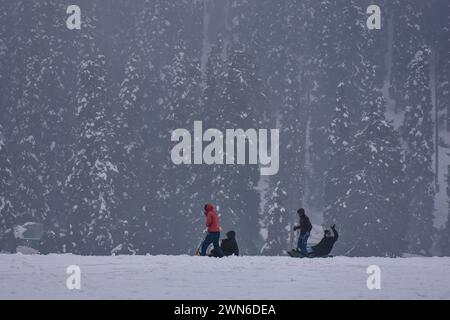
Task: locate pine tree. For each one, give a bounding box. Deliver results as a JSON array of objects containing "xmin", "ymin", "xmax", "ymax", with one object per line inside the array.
[
  {"xmin": 0, "ymin": 1, "xmax": 78, "ymax": 253},
  {"xmin": 114, "ymin": 53, "xmax": 150, "ymax": 254},
  {"xmin": 64, "ymin": 55, "xmax": 118, "ymax": 255},
  {"xmin": 325, "ymin": 84, "xmax": 408, "ymax": 256},
  {"xmin": 162, "ymin": 45, "xmax": 203, "ymax": 254},
  {"xmin": 433, "ymin": 0, "xmax": 450, "ymax": 130},
  {"xmin": 435, "ymin": 1, "xmax": 450, "ymax": 256},
  {"xmin": 0, "ymin": 124, "xmax": 14, "ymax": 234},
  {"xmin": 323, "ymin": 82, "xmax": 353, "ymax": 239},
  {"xmin": 117, "ymin": 0, "xmax": 189, "ymax": 254},
  {"xmin": 391, "ymin": 1, "xmax": 432, "ymax": 106},
  {"xmin": 304, "ymin": 0, "xmax": 340, "ymax": 212},
  {"xmin": 203, "ymin": 40, "xmax": 227, "ymax": 129},
  {"xmin": 5, "ymin": 2, "xmax": 71, "ymax": 232},
  {"xmin": 261, "ymin": 181, "xmax": 288, "ymax": 255},
  {"xmin": 207, "ymin": 50, "xmax": 267, "ymax": 254},
  {"xmin": 262, "ymin": 56, "xmax": 306, "ymax": 254},
  {"xmin": 0, "ymin": 0, "xmax": 8, "ymax": 110},
  {"xmin": 440, "ymin": 166, "xmax": 450, "ymax": 256},
  {"xmin": 401, "ymin": 48, "xmax": 435, "ymax": 255}
]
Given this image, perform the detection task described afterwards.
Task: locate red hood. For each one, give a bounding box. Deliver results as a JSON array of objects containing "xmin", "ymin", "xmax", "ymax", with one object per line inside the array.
[{"xmin": 204, "ymin": 203, "xmax": 215, "ymax": 214}]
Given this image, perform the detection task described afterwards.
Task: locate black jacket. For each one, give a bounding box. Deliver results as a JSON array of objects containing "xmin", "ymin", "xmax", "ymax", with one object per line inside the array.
[
  {"xmin": 295, "ymin": 214, "xmax": 312, "ymax": 235},
  {"xmin": 311, "ymin": 226, "xmax": 339, "ymax": 256},
  {"xmin": 211, "ymin": 231, "xmax": 239, "ymax": 257}
]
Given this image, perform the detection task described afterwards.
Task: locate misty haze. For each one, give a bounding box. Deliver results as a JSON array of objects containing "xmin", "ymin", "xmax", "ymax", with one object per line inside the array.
[{"xmin": 0, "ymin": 0, "xmax": 449, "ymax": 260}]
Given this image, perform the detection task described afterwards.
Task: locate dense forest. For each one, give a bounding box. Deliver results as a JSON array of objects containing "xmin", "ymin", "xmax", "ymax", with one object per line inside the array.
[{"xmin": 0, "ymin": 0, "xmax": 449, "ymax": 256}]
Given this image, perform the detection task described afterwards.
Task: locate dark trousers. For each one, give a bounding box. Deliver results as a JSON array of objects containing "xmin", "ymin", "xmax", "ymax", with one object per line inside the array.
[
  {"xmin": 201, "ymin": 232, "xmax": 224, "ymax": 257},
  {"xmin": 297, "ymin": 231, "xmax": 310, "ymax": 254}
]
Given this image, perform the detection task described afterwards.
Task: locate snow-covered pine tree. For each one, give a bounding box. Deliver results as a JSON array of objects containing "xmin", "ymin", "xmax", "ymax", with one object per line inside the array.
[
  {"xmin": 203, "ymin": 39, "xmax": 226, "ymax": 129},
  {"xmin": 433, "ymin": 0, "xmax": 450, "ymax": 131},
  {"xmin": 226, "ymin": 3, "xmax": 280, "ymax": 251},
  {"xmin": 64, "ymin": 55, "xmax": 118, "ymax": 255},
  {"xmin": 304, "ymin": 0, "xmax": 339, "ymax": 213},
  {"xmin": 401, "ymin": 48, "xmax": 435, "ymax": 255},
  {"xmin": 202, "ymin": 39, "xmax": 227, "ymax": 127},
  {"xmin": 432, "ymin": 0, "xmax": 450, "ymax": 257},
  {"xmin": 261, "ymin": 181, "xmax": 288, "ymax": 255},
  {"xmin": 122, "ymin": 0, "xmax": 184, "ymax": 254},
  {"xmin": 335, "ymin": 1, "xmax": 373, "ymax": 124},
  {"xmin": 325, "ymin": 82, "xmax": 408, "ymax": 256},
  {"xmin": 258, "ymin": 1, "xmax": 311, "ymax": 254},
  {"xmin": 0, "ymin": 2, "xmax": 14, "ymax": 235},
  {"xmin": 441, "ymin": 166, "xmax": 450, "ymax": 256},
  {"xmin": 163, "ymin": 45, "xmax": 204, "ymax": 254},
  {"xmin": 228, "ymin": 0, "xmax": 261, "ymax": 66},
  {"xmin": 345, "ymin": 95, "xmax": 406, "ymax": 257},
  {"xmin": 3, "ymin": 2, "xmax": 71, "ymax": 234},
  {"xmin": 0, "ymin": 2, "xmax": 84, "ymax": 253},
  {"xmin": 323, "ymin": 82, "xmax": 353, "ymax": 241},
  {"xmin": 152, "ymin": 2, "xmax": 205, "ymax": 254},
  {"xmin": 0, "ymin": 0, "xmax": 7, "ymax": 110},
  {"xmin": 262, "ymin": 55, "xmax": 306, "ymax": 255},
  {"xmin": 390, "ymin": 0, "xmax": 432, "ymax": 109},
  {"xmin": 0, "ymin": 124, "xmax": 14, "ymax": 234},
  {"xmin": 113, "ymin": 53, "xmax": 147, "ymax": 255},
  {"xmin": 17, "ymin": 54, "xmax": 64, "ymax": 249},
  {"xmin": 207, "ymin": 50, "xmax": 267, "ymax": 254}
]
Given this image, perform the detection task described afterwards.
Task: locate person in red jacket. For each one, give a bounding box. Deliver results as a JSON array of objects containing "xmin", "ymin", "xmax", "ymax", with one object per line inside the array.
[{"xmin": 200, "ymin": 204, "xmax": 224, "ymax": 257}]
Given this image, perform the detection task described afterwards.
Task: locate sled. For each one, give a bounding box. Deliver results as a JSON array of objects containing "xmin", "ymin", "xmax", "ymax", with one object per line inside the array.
[
  {"xmin": 286, "ymin": 249, "xmax": 333, "ymax": 259},
  {"xmin": 194, "ymin": 229, "xmax": 209, "ymax": 256}
]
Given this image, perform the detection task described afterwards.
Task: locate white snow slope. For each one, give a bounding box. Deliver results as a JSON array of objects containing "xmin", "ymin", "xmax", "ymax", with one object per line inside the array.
[{"xmin": 0, "ymin": 254, "xmax": 449, "ymax": 300}]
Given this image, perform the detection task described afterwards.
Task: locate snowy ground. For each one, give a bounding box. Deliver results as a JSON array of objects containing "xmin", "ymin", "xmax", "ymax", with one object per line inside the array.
[{"xmin": 0, "ymin": 254, "xmax": 449, "ymax": 300}]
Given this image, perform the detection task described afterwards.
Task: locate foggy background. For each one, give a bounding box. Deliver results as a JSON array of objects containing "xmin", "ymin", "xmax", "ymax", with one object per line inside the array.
[{"xmin": 0, "ymin": 0, "xmax": 449, "ymax": 256}]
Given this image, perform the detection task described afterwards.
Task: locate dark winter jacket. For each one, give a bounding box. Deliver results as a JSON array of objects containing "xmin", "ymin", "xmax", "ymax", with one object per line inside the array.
[
  {"xmin": 295, "ymin": 213, "xmax": 312, "ymax": 235},
  {"xmin": 311, "ymin": 226, "xmax": 339, "ymax": 256},
  {"xmin": 211, "ymin": 231, "xmax": 239, "ymax": 257}
]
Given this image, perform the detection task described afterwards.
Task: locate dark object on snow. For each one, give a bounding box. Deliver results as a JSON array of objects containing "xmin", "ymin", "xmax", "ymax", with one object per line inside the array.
[
  {"xmin": 0, "ymin": 229, "xmax": 17, "ymax": 253},
  {"xmin": 210, "ymin": 230, "xmax": 239, "ymax": 257},
  {"xmin": 294, "ymin": 208, "xmax": 312, "ymax": 235},
  {"xmin": 310, "ymin": 225, "xmax": 339, "ymax": 256},
  {"xmin": 287, "ymin": 249, "xmax": 333, "ymax": 259}
]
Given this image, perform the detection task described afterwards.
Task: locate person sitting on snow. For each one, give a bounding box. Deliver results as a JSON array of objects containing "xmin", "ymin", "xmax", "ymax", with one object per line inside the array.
[
  {"xmin": 309, "ymin": 224, "xmax": 339, "ymax": 257},
  {"xmin": 209, "ymin": 230, "xmax": 239, "ymax": 257}
]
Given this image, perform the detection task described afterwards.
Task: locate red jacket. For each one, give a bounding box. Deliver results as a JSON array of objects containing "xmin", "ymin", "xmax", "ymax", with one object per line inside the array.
[{"xmin": 205, "ymin": 204, "xmax": 221, "ymax": 232}]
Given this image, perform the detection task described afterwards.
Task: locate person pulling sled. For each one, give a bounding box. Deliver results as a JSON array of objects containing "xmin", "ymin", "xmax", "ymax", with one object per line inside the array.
[
  {"xmin": 293, "ymin": 208, "xmax": 312, "ymax": 255},
  {"xmin": 197, "ymin": 204, "xmax": 224, "ymax": 258}
]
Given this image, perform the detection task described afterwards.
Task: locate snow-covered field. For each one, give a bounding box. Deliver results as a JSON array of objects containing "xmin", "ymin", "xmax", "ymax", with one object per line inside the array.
[{"xmin": 1, "ymin": 254, "xmax": 449, "ymax": 300}]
